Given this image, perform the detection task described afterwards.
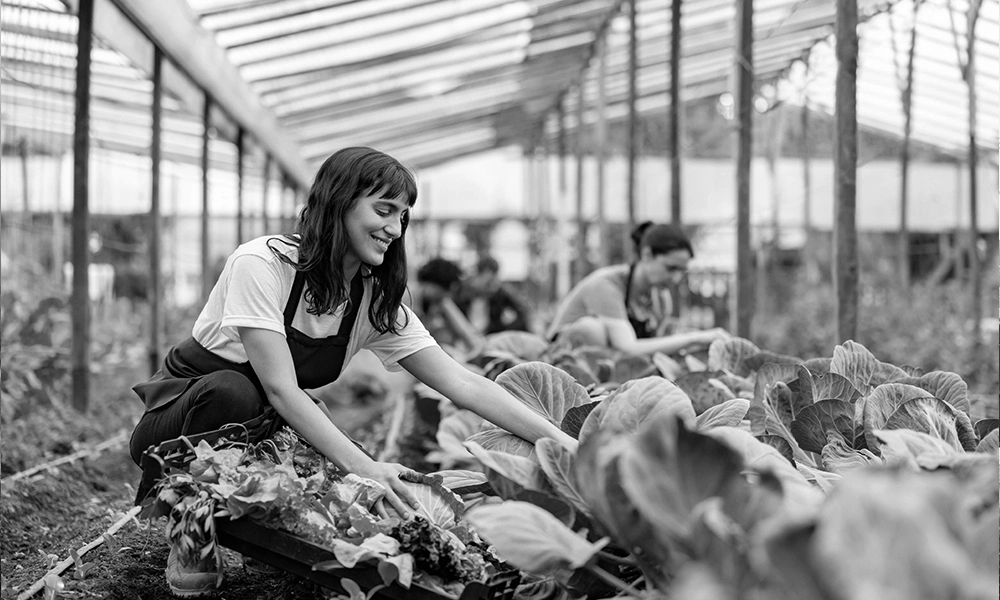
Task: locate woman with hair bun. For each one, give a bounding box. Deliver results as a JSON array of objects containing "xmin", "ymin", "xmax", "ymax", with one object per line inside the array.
[
  {"xmin": 545, "ymin": 221, "xmax": 728, "ymax": 354},
  {"xmin": 129, "ymin": 147, "xmax": 576, "ymax": 596}
]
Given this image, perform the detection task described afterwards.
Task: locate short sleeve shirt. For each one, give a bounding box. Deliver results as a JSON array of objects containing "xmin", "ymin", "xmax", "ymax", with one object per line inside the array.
[
  {"xmin": 192, "ymin": 236, "xmax": 437, "ymax": 376},
  {"xmin": 544, "ymin": 265, "xmax": 631, "ymax": 339}
]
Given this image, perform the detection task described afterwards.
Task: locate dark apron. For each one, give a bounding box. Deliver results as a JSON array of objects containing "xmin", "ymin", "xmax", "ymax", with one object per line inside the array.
[
  {"xmin": 133, "ymin": 270, "xmax": 364, "ymax": 413},
  {"xmin": 624, "ymin": 263, "xmax": 655, "ymax": 339}
]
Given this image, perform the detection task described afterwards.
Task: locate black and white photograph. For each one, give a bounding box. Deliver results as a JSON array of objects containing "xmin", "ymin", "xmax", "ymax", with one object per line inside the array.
[{"xmin": 1, "ymin": 1, "xmax": 998, "ymax": 598}]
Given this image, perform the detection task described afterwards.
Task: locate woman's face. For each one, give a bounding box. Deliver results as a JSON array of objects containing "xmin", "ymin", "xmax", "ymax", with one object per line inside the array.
[
  {"xmin": 343, "ymin": 191, "xmax": 409, "ymax": 267},
  {"xmin": 639, "ymin": 248, "xmax": 690, "ymax": 287}
]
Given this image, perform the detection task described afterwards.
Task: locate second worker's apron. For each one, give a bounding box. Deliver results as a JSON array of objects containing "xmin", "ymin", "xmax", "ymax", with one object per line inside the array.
[{"xmin": 624, "ymin": 263, "xmax": 656, "ymax": 339}]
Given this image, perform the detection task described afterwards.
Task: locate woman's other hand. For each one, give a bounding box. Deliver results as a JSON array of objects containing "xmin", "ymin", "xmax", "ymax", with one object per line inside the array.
[
  {"xmin": 353, "ymin": 460, "xmax": 423, "ymax": 519},
  {"xmin": 700, "ymin": 327, "xmax": 731, "ymax": 345}
]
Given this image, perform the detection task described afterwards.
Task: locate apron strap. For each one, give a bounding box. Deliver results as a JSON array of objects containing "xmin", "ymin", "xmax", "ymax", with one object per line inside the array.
[
  {"xmin": 284, "ymin": 270, "xmax": 306, "ymax": 326},
  {"xmin": 283, "ymin": 270, "xmax": 365, "ymax": 336},
  {"xmin": 336, "ymin": 272, "xmax": 365, "ymax": 337}
]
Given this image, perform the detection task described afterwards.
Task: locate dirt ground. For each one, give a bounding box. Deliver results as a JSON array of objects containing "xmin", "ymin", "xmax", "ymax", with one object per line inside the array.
[{"xmin": 0, "ymin": 356, "xmax": 428, "ymax": 600}]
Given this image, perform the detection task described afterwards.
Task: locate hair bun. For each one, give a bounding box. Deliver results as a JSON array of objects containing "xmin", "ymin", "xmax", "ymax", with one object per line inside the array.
[{"xmin": 630, "ymin": 221, "xmax": 654, "ymax": 246}]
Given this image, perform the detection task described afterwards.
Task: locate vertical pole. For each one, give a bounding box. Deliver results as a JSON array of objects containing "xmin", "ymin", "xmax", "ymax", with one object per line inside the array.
[
  {"xmin": 555, "ymin": 102, "xmax": 569, "ymax": 298},
  {"xmin": 53, "ymin": 154, "xmax": 66, "ymax": 283},
  {"xmin": 596, "ymin": 37, "xmax": 608, "ymax": 267},
  {"xmin": 834, "ymin": 0, "xmax": 858, "ymax": 343},
  {"xmin": 898, "ymin": 1, "xmax": 920, "ymax": 291},
  {"xmin": 557, "ymin": 102, "xmax": 566, "ymax": 197},
  {"xmin": 149, "ymin": 47, "xmax": 164, "ymax": 377},
  {"xmin": 802, "ymin": 99, "xmax": 814, "ymax": 279},
  {"xmin": 71, "ymin": 0, "xmax": 94, "ymax": 412},
  {"xmin": 626, "ymin": 0, "xmax": 639, "ymax": 246},
  {"xmin": 236, "ymin": 127, "xmax": 245, "ymax": 245},
  {"xmin": 668, "ymin": 0, "xmax": 682, "ymax": 224},
  {"xmin": 19, "ymin": 138, "xmax": 30, "ymax": 256},
  {"xmin": 262, "ymin": 154, "xmax": 272, "ymax": 235},
  {"xmin": 734, "ymin": 0, "xmax": 754, "ymax": 339},
  {"xmin": 201, "ymin": 94, "xmax": 212, "ymax": 303},
  {"xmin": 965, "ymin": 0, "xmax": 981, "ymax": 350},
  {"xmin": 574, "ymin": 85, "xmax": 586, "ymax": 283}
]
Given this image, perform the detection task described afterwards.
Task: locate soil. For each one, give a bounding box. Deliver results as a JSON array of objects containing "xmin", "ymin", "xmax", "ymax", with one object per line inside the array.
[{"xmin": 0, "ymin": 367, "xmax": 431, "ymax": 600}]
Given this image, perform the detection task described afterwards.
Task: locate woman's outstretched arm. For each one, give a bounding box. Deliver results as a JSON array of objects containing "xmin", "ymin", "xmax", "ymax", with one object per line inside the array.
[{"xmin": 399, "ymin": 346, "xmax": 578, "ymax": 451}]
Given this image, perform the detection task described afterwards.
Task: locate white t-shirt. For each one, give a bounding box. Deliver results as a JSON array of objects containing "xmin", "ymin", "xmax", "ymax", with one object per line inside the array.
[{"xmin": 192, "ymin": 236, "xmax": 437, "ymax": 376}]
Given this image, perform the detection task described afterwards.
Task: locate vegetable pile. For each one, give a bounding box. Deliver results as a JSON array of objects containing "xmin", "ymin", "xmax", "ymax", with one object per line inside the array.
[{"xmin": 140, "ymin": 428, "xmax": 506, "ymax": 598}]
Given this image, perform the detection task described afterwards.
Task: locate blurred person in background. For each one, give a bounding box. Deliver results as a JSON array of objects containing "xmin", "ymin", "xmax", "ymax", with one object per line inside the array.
[
  {"xmin": 463, "ymin": 255, "xmax": 533, "ymax": 335},
  {"xmin": 128, "ymin": 147, "xmax": 576, "ymax": 597},
  {"xmin": 545, "ymin": 221, "xmax": 727, "ymax": 354},
  {"xmin": 413, "ymin": 257, "xmax": 484, "ymax": 353}
]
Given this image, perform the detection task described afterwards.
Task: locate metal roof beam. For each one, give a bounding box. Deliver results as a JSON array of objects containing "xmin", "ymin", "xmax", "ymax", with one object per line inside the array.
[
  {"xmin": 75, "ymin": 0, "xmax": 311, "ymax": 187},
  {"xmin": 227, "ymin": 0, "xmax": 518, "ymax": 65}
]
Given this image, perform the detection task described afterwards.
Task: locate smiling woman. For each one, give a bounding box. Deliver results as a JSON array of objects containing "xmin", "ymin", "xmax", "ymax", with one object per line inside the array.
[{"xmin": 127, "ymin": 146, "xmax": 576, "ymax": 597}]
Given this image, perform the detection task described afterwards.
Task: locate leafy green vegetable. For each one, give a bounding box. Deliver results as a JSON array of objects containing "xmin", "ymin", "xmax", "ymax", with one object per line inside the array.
[
  {"xmin": 675, "ymin": 370, "xmax": 737, "ymax": 414},
  {"xmin": 830, "ymin": 340, "xmax": 908, "ymax": 393},
  {"xmin": 560, "ymin": 401, "xmax": 601, "ymax": 439},
  {"xmin": 610, "ymin": 355, "xmax": 658, "ymax": 383},
  {"xmin": 874, "ymin": 429, "xmax": 962, "ymax": 470},
  {"xmin": 882, "ymin": 397, "xmax": 977, "ymax": 452},
  {"xmin": 383, "ymin": 479, "xmax": 465, "ymax": 528},
  {"xmin": 896, "ymin": 371, "xmax": 971, "ymax": 415},
  {"xmin": 464, "ymin": 428, "xmax": 536, "ymax": 459},
  {"xmin": 577, "ymin": 376, "xmax": 695, "ymax": 446},
  {"xmin": 574, "ymin": 428, "xmax": 672, "ymax": 588},
  {"xmin": 465, "ymin": 501, "xmax": 608, "ymax": 575},
  {"xmin": 707, "ymin": 336, "xmax": 760, "ymax": 377},
  {"xmin": 433, "ymin": 470, "xmax": 490, "ymax": 494},
  {"xmin": 534, "ymin": 438, "xmax": 590, "ymax": 517},
  {"xmin": 788, "ymin": 366, "xmax": 860, "ymax": 407},
  {"xmin": 973, "ymin": 418, "xmax": 999, "ymax": 440},
  {"xmin": 742, "ymin": 350, "xmax": 803, "ymax": 373},
  {"xmin": 388, "ymin": 517, "xmax": 486, "ymax": 584},
  {"xmin": 482, "ymin": 331, "xmax": 548, "ymax": 361},
  {"xmin": 495, "ymin": 362, "xmax": 591, "ymax": 423},
  {"xmin": 790, "ymin": 400, "xmax": 860, "ymax": 453},
  {"xmin": 975, "ymin": 429, "xmax": 998, "ymax": 454},
  {"xmin": 428, "ymin": 409, "xmax": 486, "ymax": 468},
  {"xmin": 462, "ymin": 440, "xmax": 548, "ymax": 498},
  {"xmin": 694, "ymin": 398, "xmax": 749, "ymax": 431},
  {"xmin": 618, "ymin": 414, "xmax": 746, "ymax": 543},
  {"xmin": 701, "ymin": 427, "xmax": 821, "ymax": 513},
  {"xmin": 748, "ymin": 363, "xmax": 801, "ymax": 436},
  {"xmin": 755, "ymin": 435, "xmax": 796, "ymax": 467},
  {"xmin": 862, "ymin": 383, "xmax": 934, "ymax": 453},
  {"xmin": 818, "ymin": 436, "xmax": 880, "ymax": 474},
  {"xmin": 812, "ymin": 468, "xmax": 998, "ymax": 600}
]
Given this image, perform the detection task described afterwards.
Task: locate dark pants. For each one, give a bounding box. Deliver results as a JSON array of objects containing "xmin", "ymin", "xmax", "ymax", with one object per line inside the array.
[{"xmin": 129, "ymin": 370, "xmax": 265, "ymax": 465}]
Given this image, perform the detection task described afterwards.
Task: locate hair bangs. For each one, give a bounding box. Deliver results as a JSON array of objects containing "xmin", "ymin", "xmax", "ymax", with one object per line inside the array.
[{"xmin": 365, "ymin": 165, "xmax": 417, "ymax": 207}]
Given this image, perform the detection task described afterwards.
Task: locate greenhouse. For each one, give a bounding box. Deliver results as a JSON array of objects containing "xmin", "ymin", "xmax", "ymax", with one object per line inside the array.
[{"xmin": 1, "ymin": 0, "xmax": 998, "ymax": 599}]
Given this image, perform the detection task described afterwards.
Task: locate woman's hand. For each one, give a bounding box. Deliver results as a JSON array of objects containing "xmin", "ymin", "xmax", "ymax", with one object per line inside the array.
[
  {"xmin": 699, "ymin": 327, "xmax": 731, "ymax": 345},
  {"xmin": 352, "ymin": 460, "xmax": 423, "ymax": 519}
]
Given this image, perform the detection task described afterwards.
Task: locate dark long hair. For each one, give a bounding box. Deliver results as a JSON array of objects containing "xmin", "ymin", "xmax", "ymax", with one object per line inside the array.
[{"xmin": 272, "ymin": 147, "xmax": 417, "ymax": 334}]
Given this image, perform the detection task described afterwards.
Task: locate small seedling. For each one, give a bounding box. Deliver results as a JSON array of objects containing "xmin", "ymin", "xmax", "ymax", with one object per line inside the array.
[
  {"xmin": 102, "ymin": 532, "xmax": 121, "ymax": 553},
  {"xmin": 37, "ymin": 550, "xmax": 58, "ymax": 569},
  {"xmin": 42, "ymin": 574, "xmax": 63, "ymax": 600},
  {"xmin": 69, "ymin": 549, "xmax": 95, "ymax": 580},
  {"xmin": 337, "ymin": 578, "xmax": 385, "ymax": 600}
]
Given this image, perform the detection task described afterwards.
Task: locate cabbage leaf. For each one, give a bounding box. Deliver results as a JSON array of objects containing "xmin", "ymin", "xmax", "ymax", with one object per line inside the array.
[{"xmin": 578, "ymin": 376, "xmax": 695, "ymax": 446}]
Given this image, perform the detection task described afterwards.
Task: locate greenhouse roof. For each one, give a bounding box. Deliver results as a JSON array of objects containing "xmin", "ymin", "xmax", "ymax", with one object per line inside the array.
[{"xmin": 1, "ymin": 0, "xmax": 997, "ymax": 187}]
